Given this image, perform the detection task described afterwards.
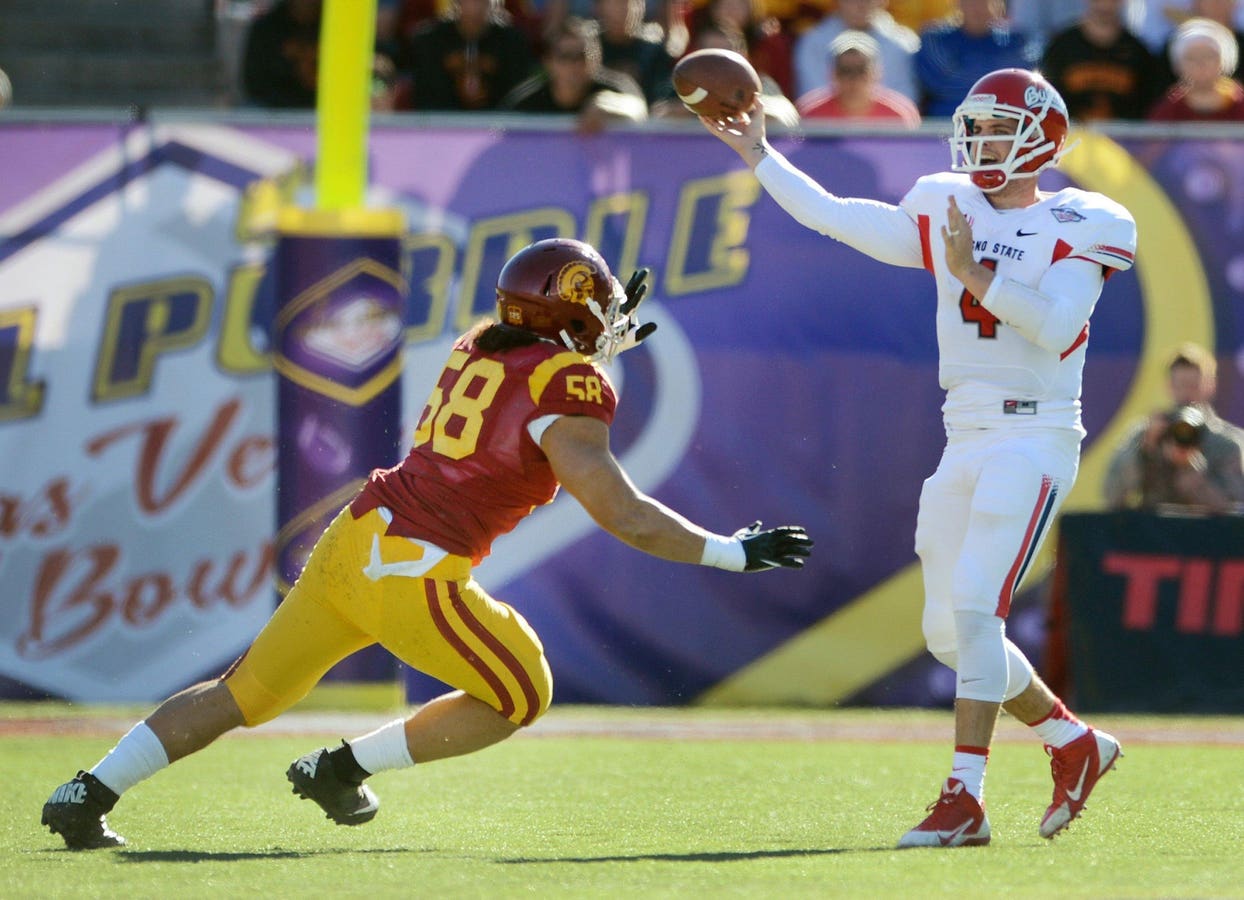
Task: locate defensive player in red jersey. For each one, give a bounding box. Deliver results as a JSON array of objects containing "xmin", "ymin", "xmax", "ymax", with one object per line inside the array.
[
  {"xmin": 42, "ymin": 238, "xmax": 813, "ymax": 850},
  {"xmin": 703, "ymin": 69, "xmax": 1135, "ymax": 847}
]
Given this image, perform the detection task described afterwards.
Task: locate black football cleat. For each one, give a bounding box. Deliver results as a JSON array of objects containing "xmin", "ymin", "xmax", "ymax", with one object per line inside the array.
[
  {"xmin": 286, "ymin": 747, "xmax": 379, "ymax": 826},
  {"xmin": 42, "ymin": 771, "xmax": 127, "ymax": 850}
]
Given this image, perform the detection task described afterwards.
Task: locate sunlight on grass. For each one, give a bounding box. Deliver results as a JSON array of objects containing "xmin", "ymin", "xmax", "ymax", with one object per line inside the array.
[{"xmin": 3, "ymin": 706, "xmax": 1242, "ymax": 898}]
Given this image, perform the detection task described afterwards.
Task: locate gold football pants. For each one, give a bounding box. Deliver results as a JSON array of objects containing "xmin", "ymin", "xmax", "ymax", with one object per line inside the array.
[{"xmin": 224, "ymin": 508, "xmax": 552, "ymax": 727}]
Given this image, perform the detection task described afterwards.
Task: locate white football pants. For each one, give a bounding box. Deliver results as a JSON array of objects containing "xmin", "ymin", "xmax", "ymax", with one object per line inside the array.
[{"xmin": 914, "ymin": 426, "xmax": 1079, "ymax": 702}]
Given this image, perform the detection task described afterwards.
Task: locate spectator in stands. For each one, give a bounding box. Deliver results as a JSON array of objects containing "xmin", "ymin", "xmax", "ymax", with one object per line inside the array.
[
  {"xmin": 376, "ymin": 0, "xmax": 405, "ymax": 59},
  {"xmin": 914, "ymin": 0, "xmax": 1037, "ymax": 117},
  {"xmin": 1008, "ymin": 0, "xmax": 1087, "ymax": 49},
  {"xmin": 1104, "ymin": 343, "xmax": 1244, "ymax": 514},
  {"xmin": 1156, "ymin": 0, "xmax": 1244, "ymax": 84},
  {"xmin": 592, "ymin": 0, "xmax": 679, "ymax": 103},
  {"xmin": 1148, "ymin": 16, "xmax": 1244, "ymax": 120},
  {"xmin": 688, "ymin": 0, "xmax": 796, "ymax": 99},
  {"xmin": 370, "ymin": 53, "xmax": 402, "ymax": 112},
  {"xmin": 796, "ymin": 29, "xmax": 922, "ymax": 125},
  {"xmin": 1132, "ymin": 0, "xmax": 1244, "ymax": 52},
  {"xmin": 654, "ymin": 19, "xmax": 801, "ymax": 124},
  {"xmin": 1041, "ymin": 0, "xmax": 1168, "ymax": 121},
  {"xmin": 500, "ymin": 16, "xmax": 648, "ymax": 130},
  {"xmin": 390, "ymin": 0, "xmax": 546, "ymax": 58},
  {"xmin": 402, "ymin": 0, "xmax": 536, "ymax": 111},
  {"xmin": 886, "ymin": 0, "xmax": 959, "ymax": 33},
  {"xmin": 539, "ymin": 0, "xmax": 597, "ymax": 36},
  {"xmin": 241, "ymin": 0, "xmax": 322, "ymax": 108},
  {"xmin": 794, "ymin": 0, "xmax": 921, "ymax": 102},
  {"xmin": 544, "ymin": 0, "xmax": 685, "ymax": 46}
]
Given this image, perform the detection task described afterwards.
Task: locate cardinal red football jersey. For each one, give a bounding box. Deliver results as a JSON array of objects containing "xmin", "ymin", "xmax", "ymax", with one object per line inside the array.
[{"xmin": 351, "ymin": 332, "xmax": 617, "ymax": 562}]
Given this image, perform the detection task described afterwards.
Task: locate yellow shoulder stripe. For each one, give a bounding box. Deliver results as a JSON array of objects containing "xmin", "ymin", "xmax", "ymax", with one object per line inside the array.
[{"xmin": 529, "ymin": 352, "xmax": 592, "ymax": 406}]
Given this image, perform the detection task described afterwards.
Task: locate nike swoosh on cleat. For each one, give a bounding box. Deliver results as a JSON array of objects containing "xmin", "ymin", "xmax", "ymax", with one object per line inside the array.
[
  {"xmin": 1065, "ymin": 759, "xmax": 1091, "ymax": 802},
  {"xmin": 938, "ymin": 820, "xmax": 974, "ymax": 846}
]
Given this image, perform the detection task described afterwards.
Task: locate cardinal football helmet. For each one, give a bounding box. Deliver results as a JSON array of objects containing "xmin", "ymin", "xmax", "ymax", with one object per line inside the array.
[
  {"xmin": 950, "ymin": 68, "xmax": 1071, "ymax": 192},
  {"xmin": 495, "ymin": 238, "xmax": 632, "ymax": 362}
]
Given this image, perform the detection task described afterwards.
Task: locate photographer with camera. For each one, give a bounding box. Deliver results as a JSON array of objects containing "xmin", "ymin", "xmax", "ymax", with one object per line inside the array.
[{"xmin": 1104, "ymin": 343, "xmax": 1244, "ymax": 514}]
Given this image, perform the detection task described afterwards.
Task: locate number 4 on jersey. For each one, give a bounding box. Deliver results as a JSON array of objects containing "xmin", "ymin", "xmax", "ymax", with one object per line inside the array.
[{"xmin": 959, "ymin": 258, "xmax": 1000, "ymax": 338}]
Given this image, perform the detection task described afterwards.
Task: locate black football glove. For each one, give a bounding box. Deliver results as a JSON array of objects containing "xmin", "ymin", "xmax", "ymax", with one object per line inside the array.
[
  {"xmin": 617, "ymin": 267, "xmax": 657, "ymax": 351},
  {"xmin": 736, "ymin": 521, "xmax": 814, "ymax": 572},
  {"xmin": 621, "ymin": 267, "xmax": 649, "ymax": 315}
]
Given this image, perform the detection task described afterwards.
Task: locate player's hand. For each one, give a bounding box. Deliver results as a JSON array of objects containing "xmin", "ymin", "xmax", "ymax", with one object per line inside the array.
[
  {"xmin": 735, "ymin": 521, "xmax": 813, "ymax": 572},
  {"xmin": 941, "ymin": 195, "xmax": 997, "ymax": 300},
  {"xmin": 616, "ymin": 268, "xmax": 657, "ymax": 352},
  {"xmin": 621, "ymin": 267, "xmax": 649, "ymax": 315},
  {"xmin": 699, "ymin": 99, "xmax": 769, "ymax": 169},
  {"xmin": 940, "ymin": 195, "xmax": 976, "ymax": 275}
]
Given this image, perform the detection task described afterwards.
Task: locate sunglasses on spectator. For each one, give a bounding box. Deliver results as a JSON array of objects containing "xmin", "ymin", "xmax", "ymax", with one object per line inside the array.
[{"xmin": 835, "ymin": 62, "xmax": 870, "ymax": 76}]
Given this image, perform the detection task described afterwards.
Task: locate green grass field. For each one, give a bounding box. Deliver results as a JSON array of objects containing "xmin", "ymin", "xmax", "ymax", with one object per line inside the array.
[{"xmin": 2, "ymin": 703, "xmax": 1241, "ymax": 898}]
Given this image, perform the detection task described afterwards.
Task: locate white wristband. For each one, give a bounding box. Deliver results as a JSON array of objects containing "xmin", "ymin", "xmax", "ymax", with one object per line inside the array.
[{"xmin": 700, "ymin": 533, "xmax": 747, "ymax": 571}]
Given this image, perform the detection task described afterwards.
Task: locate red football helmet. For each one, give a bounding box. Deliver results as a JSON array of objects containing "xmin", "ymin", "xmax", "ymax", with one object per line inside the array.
[
  {"xmin": 950, "ymin": 68, "xmax": 1070, "ymax": 192},
  {"xmin": 495, "ymin": 238, "xmax": 630, "ymax": 361}
]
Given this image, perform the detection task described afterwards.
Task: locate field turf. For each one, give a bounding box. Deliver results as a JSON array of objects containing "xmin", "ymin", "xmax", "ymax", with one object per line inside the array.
[{"xmin": 3, "ymin": 703, "xmax": 1241, "ymax": 898}]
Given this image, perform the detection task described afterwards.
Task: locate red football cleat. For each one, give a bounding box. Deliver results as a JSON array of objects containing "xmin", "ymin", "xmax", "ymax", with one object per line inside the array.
[
  {"xmin": 1040, "ymin": 728, "xmax": 1122, "ymax": 838},
  {"xmin": 897, "ymin": 778, "xmax": 991, "ymax": 848}
]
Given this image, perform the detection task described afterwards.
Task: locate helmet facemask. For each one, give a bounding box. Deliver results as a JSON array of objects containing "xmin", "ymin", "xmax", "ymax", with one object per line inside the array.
[
  {"xmin": 570, "ymin": 275, "xmax": 632, "ymax": 364},
  {"xmin": 950, "ymin": 95, "xmax": 1065, "ymax": 192}
]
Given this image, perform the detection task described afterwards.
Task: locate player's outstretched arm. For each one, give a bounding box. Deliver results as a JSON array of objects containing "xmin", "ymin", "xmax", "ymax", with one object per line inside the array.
[
  {"xmin": 542, "ymin": 415, "xmax": 812, "ymax": 572},
  {"xmin": 698, "ymin": 99, "xmax": 922, "ymax": 268}
]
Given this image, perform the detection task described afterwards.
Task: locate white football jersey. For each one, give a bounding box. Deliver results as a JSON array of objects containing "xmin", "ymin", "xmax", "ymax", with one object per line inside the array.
[{"xmin": 900, "ymin": 172, "xmax": 1137, "ymax": 434}]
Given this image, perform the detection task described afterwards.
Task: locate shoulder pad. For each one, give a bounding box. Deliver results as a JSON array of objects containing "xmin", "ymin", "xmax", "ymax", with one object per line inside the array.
[{"xmin": 1050, "ymin": 191, "xmax": 1137, "ymax": 272}]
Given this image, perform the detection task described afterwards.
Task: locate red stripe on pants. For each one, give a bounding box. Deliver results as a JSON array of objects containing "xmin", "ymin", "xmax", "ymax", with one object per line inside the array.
[
  {"xmin": 997, "ymin": 476, "xmax": 1052, "ymax": 617},
  {"xmin": 425, "ymin": 580, "xmax": 516, "ymax": 722},
  {"xmin": 445, "ymin": 582, "xmax": 542, "ymax": 726}
]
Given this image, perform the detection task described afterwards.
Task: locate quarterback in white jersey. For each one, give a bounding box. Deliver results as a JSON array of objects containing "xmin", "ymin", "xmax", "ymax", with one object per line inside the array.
[
  {"xmin": 704, "ymin": 68, "xmax": 1136, "ymax": 848},
  {"xmin": 904, "ymin": 173, "xmax": 1135, "ymax": 434}
]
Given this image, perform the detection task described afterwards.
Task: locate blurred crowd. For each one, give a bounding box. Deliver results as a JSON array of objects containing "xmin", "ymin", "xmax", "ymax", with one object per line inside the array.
[{"xmin": 233, "ymin": 0, "xmax": 1244, "ymax": 129}]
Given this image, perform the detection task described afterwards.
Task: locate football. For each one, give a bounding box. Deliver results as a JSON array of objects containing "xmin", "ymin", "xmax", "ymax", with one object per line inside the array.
[{"xmin": 671, "ymin": 49, "xmax": 762, "ymax": 120}]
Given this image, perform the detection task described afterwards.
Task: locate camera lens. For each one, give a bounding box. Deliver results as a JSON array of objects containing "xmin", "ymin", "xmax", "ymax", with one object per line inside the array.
[
  {"xmin": 1168, "ymin": 420, "xmax": 1200, "ymax": 447},
  {"xmin": 1165, "ymin": 406, "xmax": 1206, "ymax": 448}
]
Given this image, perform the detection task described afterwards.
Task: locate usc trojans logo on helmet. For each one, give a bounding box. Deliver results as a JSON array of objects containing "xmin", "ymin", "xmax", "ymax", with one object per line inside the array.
[
  {"xmin": 495, "ymin": 238, "xmax": 632, "ymax": 361},
  {"xmin": 555, "ymin": 261, "xmax": 598, "ymax": 306}
]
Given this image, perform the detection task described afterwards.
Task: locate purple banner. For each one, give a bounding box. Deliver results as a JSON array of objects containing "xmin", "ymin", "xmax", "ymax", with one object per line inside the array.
[{"xmin": 0, "ymin": 118, "xmax": 1241, "ymax": 707}]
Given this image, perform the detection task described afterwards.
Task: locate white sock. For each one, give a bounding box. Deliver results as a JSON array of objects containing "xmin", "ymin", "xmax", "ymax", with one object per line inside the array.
[
  {"xmin": 89, "ymin": 722, "xmax": 170, "ymax": 796},
  {"xmin": 348, "ymin": 718, "xmax": 414, "ymax": 775},
  {"xmin": 1028, "ymin": 699, "xmax": 1089, "ymax": 749},
  {"xmin": 950, "ymin": 746, "xmax": 989, "ymax": 802}
]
